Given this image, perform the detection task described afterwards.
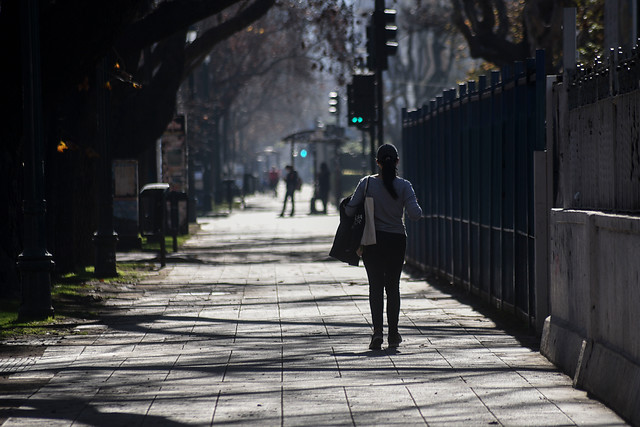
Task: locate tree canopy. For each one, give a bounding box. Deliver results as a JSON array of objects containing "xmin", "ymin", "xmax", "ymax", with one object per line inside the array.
[{"xmin": 0, "ymin": 0, "xmax": 352, "ymax": 292}]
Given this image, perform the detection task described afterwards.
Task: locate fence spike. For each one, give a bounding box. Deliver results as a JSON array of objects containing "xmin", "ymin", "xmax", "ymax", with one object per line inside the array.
[
  {"xmin": 459, "ymin": 83, "xmax": 467, "ymax": 98},
  {"xmin": 491, "ymin": 70, "xmax": 500, "ymax": 88},
  {"xmin": 479, "ymin": 75, "xmax": 487, "ymax": 91}
]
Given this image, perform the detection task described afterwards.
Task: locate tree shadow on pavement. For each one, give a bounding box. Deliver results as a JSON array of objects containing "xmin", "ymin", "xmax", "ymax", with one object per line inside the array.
[
  {"xmin": 402, "ymin": 266, "xmax": 541, "ymax": 352},
  {"xmin": 1, "ymin": 398, "xmax": 194, "ymax": 427}
]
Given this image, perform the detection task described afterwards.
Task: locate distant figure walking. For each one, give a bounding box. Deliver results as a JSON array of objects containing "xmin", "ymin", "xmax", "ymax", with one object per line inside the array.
[
  {"xmin": 345, "ymin": 144, "xmax": 422, "ymax": 350},
  {"xmin": 315, "ymin": 162, "xmax": 331, "ymax": 214},
  {"xmin": 268, "ymin": 167, "xmax": 279, "ymax": 198},
  {"xmin": 280, "ymin": 165, "xmax": 299, "ymax": 217}
]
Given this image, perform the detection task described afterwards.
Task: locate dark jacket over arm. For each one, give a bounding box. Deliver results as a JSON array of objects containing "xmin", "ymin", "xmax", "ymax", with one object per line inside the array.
[{"xmin": 329, "ymin": 196, "xmax": 361, "ymax": 266}]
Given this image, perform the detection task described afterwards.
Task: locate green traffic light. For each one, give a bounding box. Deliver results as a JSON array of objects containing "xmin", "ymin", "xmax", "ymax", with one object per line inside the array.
[
  {"xmin": 352, "ymin": 117, "xmax": 358, "ymax": 124},
  {"xmin": 357, "ymin": 117, "xmax": 363, "ymax": 123}
]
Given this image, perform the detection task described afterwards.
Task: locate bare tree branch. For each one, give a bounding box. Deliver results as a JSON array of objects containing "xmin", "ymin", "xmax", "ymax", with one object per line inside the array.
[
  {"xmin": 452, "ymin": 0, "xmax": 529, "ymax": 66},
  {"xmin": 182, "ymin": 0, "xmax": 277, "ymax": 79},
  {"xmin": 119, "ymin": 0, "xmax": 239, "ymax": 51}
]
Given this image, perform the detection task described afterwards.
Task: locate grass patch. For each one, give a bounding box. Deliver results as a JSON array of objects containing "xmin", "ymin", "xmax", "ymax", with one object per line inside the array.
[
  {"xmin": 2, "ymin": 228, "xmax": 194, "ymax": 340},
  {"xmin": 0, "ymin": 262, "xmax": 155, "ymax": 340},
  {"xmin": 0, "ymin": 299, "xmax": 20, "ymax": 328},
  {"xmin": 141, "ymin": 234, "xmax": 190, "ymax": 251},
  {"xmin": 0, "ymin": 304, "xmax": 64, "ymax": 340},
  {"xmin": 54, "ymin": 263, "xmax": 153, "ymax": 286}
]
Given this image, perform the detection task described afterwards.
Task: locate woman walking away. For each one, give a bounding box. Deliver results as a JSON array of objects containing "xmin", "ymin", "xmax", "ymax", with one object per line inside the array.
[{"xmin": 345, "ymin": 144, "xmax": 422, "ymax": 350}]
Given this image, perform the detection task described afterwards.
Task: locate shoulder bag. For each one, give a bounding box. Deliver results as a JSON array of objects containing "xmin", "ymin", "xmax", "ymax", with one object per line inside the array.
[{"xmin": 360, "ymin": 177, "xmax": 376, "ymax": 246}]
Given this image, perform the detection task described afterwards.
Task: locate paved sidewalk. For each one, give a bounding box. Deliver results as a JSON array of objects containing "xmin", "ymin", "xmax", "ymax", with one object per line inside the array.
[{"xmin": 0, "ymin": 188, "xmax": 627, "ymax": 426}]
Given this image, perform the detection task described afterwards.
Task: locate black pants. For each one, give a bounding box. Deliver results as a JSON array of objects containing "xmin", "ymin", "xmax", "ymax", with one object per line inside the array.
[
  {"xmin": 281, "ymin": 190, "xmax": 295, "ymax": 215},
  {"xmin": 362, "ymin": 231, "xmax": 406, "ymax": 334}
]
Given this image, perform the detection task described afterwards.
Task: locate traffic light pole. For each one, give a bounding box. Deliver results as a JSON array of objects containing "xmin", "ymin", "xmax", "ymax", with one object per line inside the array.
[
  {"xmin": 369, "ymin": 125, "xmax": 376, "ymax": 174},
  {"xmin": 349, "ymin": 0, "xmax": 395, "ymax": 168},
  {"xmin": 375, "ymin": 0, "xmax": 385, "ymax": 149},
  {"xmin": 375, "ymin": 67, "xmax": 384, "ymax": 149}
]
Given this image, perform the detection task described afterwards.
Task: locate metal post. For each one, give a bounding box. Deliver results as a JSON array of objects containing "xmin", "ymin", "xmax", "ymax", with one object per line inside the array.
[
  {"xmin": 213, "ymin": 109, "xmax": 222, "ymax": 205},
  {"xmin": 334, "ymin": 140, "xmax": 342, "ymax": 207},
  {"xmin": 369, "ymin": 126, "xmax": 377, "ymax": 174},
  {"xmin": 361, "ymin": 130, "xmax": 367, "ymax": 175},
  {"xmin": 202, "ymin": 149, "xmax": 212, "ymax": 211},
  {"xmin": 170, "ymin": 193, "xmax": 178, "ymax": 252},
  {"xmin": 563, "ymin": 8, "xmax": 577, "ymax": 77},
  {"xmin": 310, "ymin": 143, "xmax": 318, "ymax": 214},
  {"xmin": 375, "ymin": 0, "xmax": 385, "ymax": 148},
  {"xmin": 187, "ymin": 143, "xmax": 197, "ymax": 222},
  {"xmin": 159, "ymin": 190, "xmax": 167, "ymax": 267},
  {"xmin": 604, "ymin": 1, "xmax": 618, "ymax": 52},
  {"xmin": 290, "ymin": 139, "xmax": 295, "ymax": 168},
  {"xmin": 334, "ymin": 92, "xmax": 341, "ymax": 127},
  {"xmin": 376, "ymin": 68, "xmax": 384, "ymax": 148},
  {"xmin": 93, "ymin": 56, "xmax": 119, "ymax": 277},
  {"xmin": 17, "ymin": 0, "xmax": 55, "ymax": 320}
]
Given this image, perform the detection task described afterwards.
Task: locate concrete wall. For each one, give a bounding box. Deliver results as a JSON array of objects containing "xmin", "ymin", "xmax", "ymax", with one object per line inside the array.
[{"xmin": 541, "ymin": 209, "xmax": 640, "ymax": 425}]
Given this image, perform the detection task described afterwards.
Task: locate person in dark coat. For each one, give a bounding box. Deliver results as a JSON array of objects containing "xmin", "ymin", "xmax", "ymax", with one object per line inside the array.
[
  {"xmin": 317, "ymin": 162, "xmax": 330, "ymax": 214},
  {"xmin": 280, "ymin": 165, "xmax": 299, "ymax": 217}
]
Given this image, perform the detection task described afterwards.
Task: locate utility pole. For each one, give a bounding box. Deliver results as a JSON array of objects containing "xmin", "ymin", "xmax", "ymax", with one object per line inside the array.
[{"xmin": 17, "ymin": 0, "xmax": 54, "ymax": 320}]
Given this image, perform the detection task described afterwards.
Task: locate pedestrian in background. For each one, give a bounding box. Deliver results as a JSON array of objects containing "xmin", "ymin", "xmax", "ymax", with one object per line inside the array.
[
  {"xmin": 311, "ymin": 162, "xmax": 331, "ymax": 214},
  {"xmin": 345, "ymin": 144, "xmax": 422, "ymax": 350},
  {"xmin": 317, "ymin": 162, "xmax": 330, "ymax": 214},
  {"xmin": 280, "ymin": 165, "xmax": 299, "ymax": 217},
  {"xmin": 268, "ymin": 167, "xmax": 279, "ymax": 198}
]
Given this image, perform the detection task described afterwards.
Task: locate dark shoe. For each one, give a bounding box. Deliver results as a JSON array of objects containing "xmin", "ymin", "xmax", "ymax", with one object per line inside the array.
[
  {"xmin": 369, "ymin": 333, "xmax": 383, "ymax": 350},
  {"xmin": 388, "ymin": 332, "xmax": 402, "ymax": 348}
]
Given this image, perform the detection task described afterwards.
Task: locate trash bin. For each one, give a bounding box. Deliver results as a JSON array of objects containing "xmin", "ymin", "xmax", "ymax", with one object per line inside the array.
[{"xmin": 139, "ymin": 183, "xmax": 169, "ymax": 238}]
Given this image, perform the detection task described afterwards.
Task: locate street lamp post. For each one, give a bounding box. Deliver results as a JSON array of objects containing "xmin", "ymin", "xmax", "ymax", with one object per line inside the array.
[
  {"xmin": 93, "ymin": 56, "xmax": 118, "ymax": 277},
  {"xmin": 17, "ymin": 0, "xmax": 54, "ymax": 320}
]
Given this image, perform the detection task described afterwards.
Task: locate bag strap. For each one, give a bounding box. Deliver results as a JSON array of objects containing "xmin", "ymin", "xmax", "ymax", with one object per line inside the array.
[{"xmin": 364, "ymin": 176, "xmax": 369, "ymax": 196}]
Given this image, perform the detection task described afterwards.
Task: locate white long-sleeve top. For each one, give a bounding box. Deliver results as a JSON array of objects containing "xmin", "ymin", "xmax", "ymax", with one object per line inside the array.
[{"xmin": 345, "ymin": 175, "xmax": 422, "ymax": 235}]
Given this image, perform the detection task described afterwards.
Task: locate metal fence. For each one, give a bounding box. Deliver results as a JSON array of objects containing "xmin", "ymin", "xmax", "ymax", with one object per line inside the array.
[{"xmin": 402, "ymin": 50, "xmax": 546, "ymax": 321}]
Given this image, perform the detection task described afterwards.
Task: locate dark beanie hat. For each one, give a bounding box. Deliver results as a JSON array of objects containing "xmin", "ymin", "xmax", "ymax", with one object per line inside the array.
[{"xmin": 376, "ymin": 144, "xmax": 398, "ymax": 162}]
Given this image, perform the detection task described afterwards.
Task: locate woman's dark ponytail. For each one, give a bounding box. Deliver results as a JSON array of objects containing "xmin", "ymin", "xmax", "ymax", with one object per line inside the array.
[{"xmin": 377, "ymin": 144, "xmax": 399, "ymax": 200}]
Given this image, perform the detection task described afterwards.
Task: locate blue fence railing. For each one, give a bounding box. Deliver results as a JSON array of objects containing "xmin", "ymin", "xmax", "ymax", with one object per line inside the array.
[{"xmin": 402, "ymin": 50, "xmax": 546, "ymax": 320}]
